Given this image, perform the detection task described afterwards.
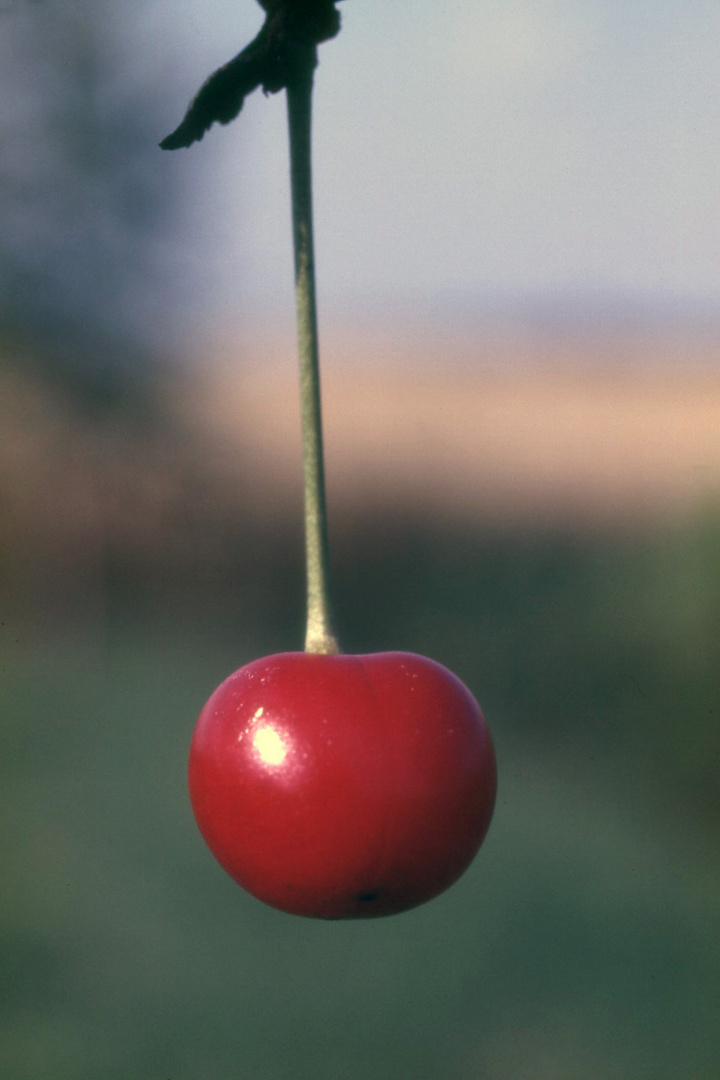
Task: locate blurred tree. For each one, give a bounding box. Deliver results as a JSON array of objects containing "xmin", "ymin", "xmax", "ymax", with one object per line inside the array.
[{"xmin": 0, "ymin": 0, "xmax": 181, "ymax": 411}]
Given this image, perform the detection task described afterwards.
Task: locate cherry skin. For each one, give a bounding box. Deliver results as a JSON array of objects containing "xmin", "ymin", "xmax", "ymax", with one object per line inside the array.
[{"xmin": 189, "ymin": 651, "xmax": 496, "ymax": 919}]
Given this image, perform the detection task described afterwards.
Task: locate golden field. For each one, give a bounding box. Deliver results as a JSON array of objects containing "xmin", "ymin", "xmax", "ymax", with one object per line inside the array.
[
  {"xmin": 3, "ymin": 326, "xmax": 720, "ymax": 596},
  {"xmin": 185, "ymin": 326, "xmax": 720, "ymax": 529}
]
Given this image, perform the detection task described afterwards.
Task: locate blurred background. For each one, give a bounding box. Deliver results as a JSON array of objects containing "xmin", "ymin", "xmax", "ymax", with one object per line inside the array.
[{"xmin": 1, "ymin": 1, "xmax": 719, "ymax": 1077}]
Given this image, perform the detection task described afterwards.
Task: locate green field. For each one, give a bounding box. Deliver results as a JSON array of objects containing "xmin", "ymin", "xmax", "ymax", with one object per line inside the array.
[{"xmin": 2, "ymin": 516, "xmax": 719, "ymax": 1079}]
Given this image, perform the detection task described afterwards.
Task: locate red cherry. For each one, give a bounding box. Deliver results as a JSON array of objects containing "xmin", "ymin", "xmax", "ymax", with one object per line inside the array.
[{"xmin": 189, "ymin": 651, "xmax": 496, "ymax": 919}]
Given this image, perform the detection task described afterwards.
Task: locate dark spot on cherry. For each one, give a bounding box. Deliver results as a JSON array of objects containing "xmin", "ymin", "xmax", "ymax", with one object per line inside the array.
[{"xmin": 358, "ymin": 890, "xmax": 380, "ymax": 903}]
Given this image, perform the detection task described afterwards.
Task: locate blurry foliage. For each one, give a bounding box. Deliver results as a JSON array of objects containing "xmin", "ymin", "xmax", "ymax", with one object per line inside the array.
[{"xmin": 0, "ymin": 1, "xmax": 180, "ymax": 410}]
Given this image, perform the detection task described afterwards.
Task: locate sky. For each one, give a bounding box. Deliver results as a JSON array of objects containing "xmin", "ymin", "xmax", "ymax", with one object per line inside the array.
[
  {"xmin": 6, "ymin": 0, "xmax": 720, "ymax": 344},
  {"xmin": 137, "ymin": 0, "xmax": 720, "ymax": 330}
]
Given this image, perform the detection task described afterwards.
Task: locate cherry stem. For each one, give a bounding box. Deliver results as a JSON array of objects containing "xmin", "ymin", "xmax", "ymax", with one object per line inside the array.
[{"xmin": 286, "ymin": 46, "xmax": 341, "ymax": 656}]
